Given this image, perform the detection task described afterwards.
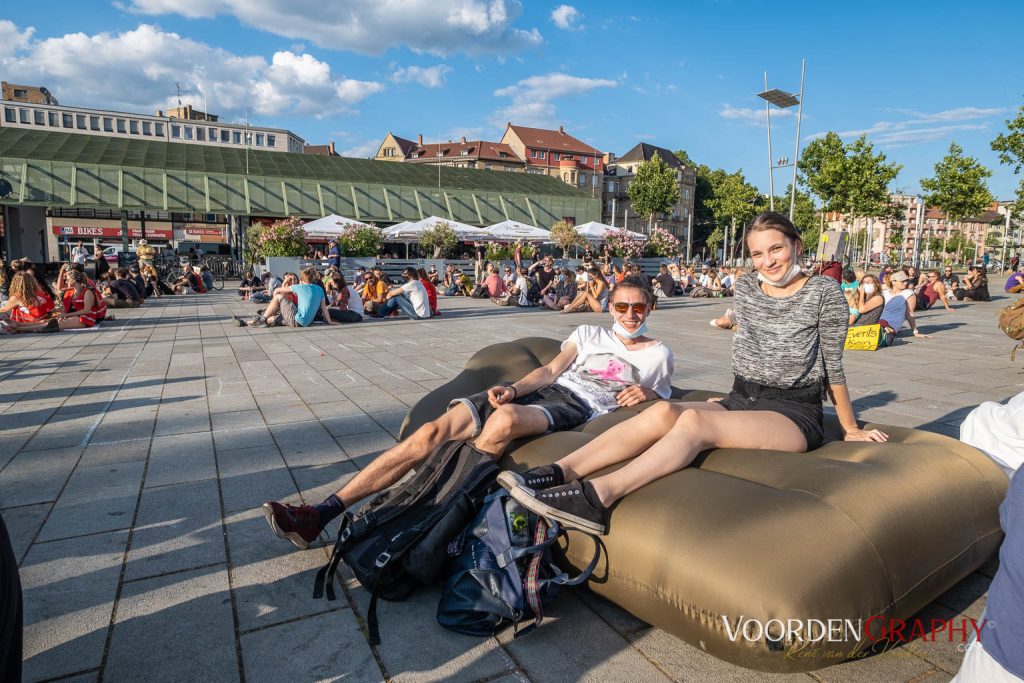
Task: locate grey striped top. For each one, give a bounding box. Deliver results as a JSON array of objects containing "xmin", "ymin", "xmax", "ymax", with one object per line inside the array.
[{"xmin": 732, "ymin": 273, "xmax": 848, "ymax": 389}]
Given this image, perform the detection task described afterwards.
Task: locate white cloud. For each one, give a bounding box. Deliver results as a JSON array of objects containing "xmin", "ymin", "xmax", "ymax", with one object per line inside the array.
[
  {"xmin": 340, "ymin": 138, "xmax": 383, "ymax": 158},
  {"xmin": 550, "ymin": 5, "xmax": 582, "ymax": 30},
  {"xmin": 391, "ymin": 64, "xmax": 453, "ymax": 88},
  {"xmin": 0, "ymin": 23, "xmax": 384, "ymax": 122},
  {"xmin": 807, "ymin": 107, "xmax": 1004, "ymax": 148},
  {"xmin": 122, "ymin": 0, "xmax": 544, "ymax": 56},
  {"xmin": 492, "ymin": 72, "xmax": 616, "ymax": 127},
  {"xmin": 0, "ymin": 20, "xmax": 34, "ymax": 61},
  {"xmin": 719, "ymin": 104, "xmax": 794, "ymax": 127}
]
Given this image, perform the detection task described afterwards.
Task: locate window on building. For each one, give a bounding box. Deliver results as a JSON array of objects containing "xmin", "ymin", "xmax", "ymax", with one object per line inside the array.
[
  {"xmin": 142, "ymin": 121, "xmax": 152, "ymax": 135},
  {"xmin": 553, "ymin": 153, "xmax": 560, "ymax": 161},
  {"xmin": 220, "ymin": 129, "xmax": 229, "ymax": 143},
  {"xmin": 19, "ymin": 108, "xmax": 30, "ymax": 123},
  {"xmin": 266, "ymin": 134, "xmax": 276, "ymax": 147},
  {"xmin": 34, "ymin": 110, "xmax": 45, "ymax": 125},
  {"xmin": 539, "ymin": 151, "xmax": 546, "ymax": 160},
  {"xmin": 48, "ymin": 112, "xmax": 59, "ymax": 126},
  {"xmin": 103, "ymin": 117, "xmax": 113, "ymax": 132},
  {"xmin": 196, "ymin": 127, "xmax": 205, "ymax": 141},
  {"xmin": 383, "ymin": 147, "xmax": 396, "ymax": 157},
  {"xmin": 13, "ymin": 89, "xmax": 27, "ymax": 98},
  {"xmin": 90, "ymin": 116, "xmax": 100, "ymax": 130},
  {"xmin": 3, "ymin": 108, "xmax": 14, "ymax": 123},
  {"xmin": 116, "ymin": 119, "xmax": 126, "ymax": 133},
  {"xmin": 76, "ymin": 114, "xmax": 86, "ymax": 129},
  {"xmin": 460, "ymin": 149, "xmax": 469, "ymax": 156},
  {"xmin": 436, "ymin": 150, "xmax": 445, "ymax": 157},
  {"xmin": 255, "ymin": 133, "xmax": 264, "ymax": 146},
  {"xmin": 154, "ymin": 122, "xmax": 164, "ymax": 136},
  {"xmin": 207, "ymin": 127, "xmax": 216, "ymax": 140},
  {"xmin": 411, "ymin": 152, "xmax": 420, "ymax": 158},
  {"xmin": 579, "ymin": 173, "xmax": 587, "ymax": 186},
  {"xmin": 530, "ymin": 149, "xmax": 538, "ymax": 158},
  {"xmin": 684, "ymin": 189, "xmax": 690, "ymax": 200},
  {"xmin": 184, "ymin": 126, "xmax": 194, "ymax": 140},
  {"xmin": 130, "ymin": 120, "xmax": 139, "ymax": 134},
  {"xmin": 232, "ymin": 131, "xmax": 241, "ymax": 144},
  {"xmin": 62, "ymin": 113, "xmax": 73, "ymax": 128},
  {"xmin": 171, "ymin": 124, "xmax": 181, "ymax": 139}
]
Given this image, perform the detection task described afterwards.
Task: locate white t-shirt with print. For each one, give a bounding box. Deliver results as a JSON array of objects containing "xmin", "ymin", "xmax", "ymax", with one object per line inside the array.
[
  {"xmin": 401, "ymin": 280, "xmax": 431, "ymax": 318},
  {"xmin": 554, "ymin": 325, "xmax": 674, "ymax": 417},
  {"xmin": 346, "ymin": 286, "xmax": 364, "ymax": 317}
]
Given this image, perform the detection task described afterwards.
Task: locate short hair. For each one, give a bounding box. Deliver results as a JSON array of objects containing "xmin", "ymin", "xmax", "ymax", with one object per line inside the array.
[
  {"xmin": 610, "ymin": 280, "xmax": 654, "ymax": 307},
  {"xmin": 116, "ymin": 268, "xmax": 130, "ymax": 278},
  {"xmin": 301, "ymin": 267, "xmax": 318, "ymax": 282},
  {"xmin": 403, "ymin": 267, "xmax": 419, "ymax": 280}
]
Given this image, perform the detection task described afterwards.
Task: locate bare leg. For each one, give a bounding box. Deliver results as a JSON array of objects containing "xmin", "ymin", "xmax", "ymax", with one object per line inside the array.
[
  {"xmin": 589, "ymin": 409, "xmax": 807, "ymax": 506},
  {"xmin": 584, "ymin": 293, "xmax": 604, "ymax": 312},
  {"xmin": 334, "ymin": 404, "xmax": 476, "ymax": 506},
  {"xmin": 561, "ymin": 291, "xmax": 587, "ymax": 313},
  {"xmin": 258, "ymin": 293, "xmax": 284, "ymax": 324},
  {"xmin": 473, "ymin": 404, "xmax": 550, "ymax": 455},
  {"xmin": 556, "ymin": 401, "xmax": 719, "ymax": 480}
]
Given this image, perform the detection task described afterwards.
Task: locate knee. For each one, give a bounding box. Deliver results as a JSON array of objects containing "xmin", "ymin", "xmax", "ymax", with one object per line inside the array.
[
  {"xmin": 646, "ymin": 401, "xmax": 683, "ymax": 428},
  {"xmin": 673, "ymin": 408, "xmax": 703, "ymax": 433},
  {"xmin": 415, "ymin": 419, "xmax": 444, "ymax": 448},
  {"xmin": 479, "ymin": 406, "xmax": 516, "ymax": 442}
]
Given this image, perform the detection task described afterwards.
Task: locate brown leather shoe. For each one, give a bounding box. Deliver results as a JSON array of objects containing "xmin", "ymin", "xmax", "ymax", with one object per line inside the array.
[{"xmin": 262, "ymin": 501, "xmax": 322, "ymax": 549}]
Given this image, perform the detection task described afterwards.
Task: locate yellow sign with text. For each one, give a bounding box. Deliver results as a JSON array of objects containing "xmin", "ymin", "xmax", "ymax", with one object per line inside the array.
[{"xmin": 845, "ymin": 324, "xmax": 882, "ymax": 351}]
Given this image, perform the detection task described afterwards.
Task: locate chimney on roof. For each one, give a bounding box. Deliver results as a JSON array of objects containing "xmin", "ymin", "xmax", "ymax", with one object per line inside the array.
[
  {"xmin": 417, "ymin": 133, "xmax": 423, "ymax": 145},
  {"xmin": 559, "ymin": 125, "xmax": 565, "ymax": 135},
  {"xmin": 329, "ymin": 141, "xmax": 336, "ymax": 156},
  {"xmin": 461, "ymin": 136, "xmax": 466, "ymax": 143}
]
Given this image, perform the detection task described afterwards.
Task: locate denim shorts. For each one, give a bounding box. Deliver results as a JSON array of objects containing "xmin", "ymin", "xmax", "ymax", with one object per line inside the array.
[
  {"xmin": 717, "ymin": 377, "xmax": 825, "ymax": 450},
  {"xmin": 449, "ymin": 383, "xmax": 592, "ymax": 437}
]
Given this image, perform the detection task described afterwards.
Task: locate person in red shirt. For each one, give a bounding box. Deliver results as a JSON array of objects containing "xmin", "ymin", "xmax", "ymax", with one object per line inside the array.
[
  {"xmin": 417, "ymin": 267, "xmax": 440, "ymax": 316},
  {"xmin": 56, "ymin": 270, "xmax": 107, "ymax": 328},
  {"xmin": 0, "ymin": 270, "xmax": 57, "ymax": 333}
]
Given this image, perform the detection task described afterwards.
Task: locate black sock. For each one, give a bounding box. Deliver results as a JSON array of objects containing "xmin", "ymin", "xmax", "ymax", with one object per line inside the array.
[
  {"xmin": 580, "ymin": 481, "xmax": 608, "ymax": 511},
  {"xmin": 314, "ymin": 494, "xmax": 346, "ymax": 527}
]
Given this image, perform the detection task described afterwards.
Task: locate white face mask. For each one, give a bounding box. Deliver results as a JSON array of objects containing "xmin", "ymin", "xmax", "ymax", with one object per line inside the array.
[
  {"xmin": 756, "ymin": 263, "xmax": 802, "ymax": 288},
  {"xmin": 862, "ymin": 284, "xmax": 876, "ymax": 295},
  {"xmin": 613, "ymin": 320, "xmax": 648, "ymax": 339}
]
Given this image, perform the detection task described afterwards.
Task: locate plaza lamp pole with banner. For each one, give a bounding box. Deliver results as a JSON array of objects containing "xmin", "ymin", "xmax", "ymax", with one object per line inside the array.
[
  {"xmin": 757, "ymin": 60, "xmax": 806, "ymax": 220},
  {"xmin": 912, "ymin": 196, "xmax": 925, "ymax": 268},
  {"xmin": 1000, "ymin": 203, "xmax": 1011, "ymax": 272}
]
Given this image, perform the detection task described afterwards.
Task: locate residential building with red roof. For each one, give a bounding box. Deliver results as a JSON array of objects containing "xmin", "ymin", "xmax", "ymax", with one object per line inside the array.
[
  {"xmin": 602, "ymin": 142, "xmax": 696, "ymax": 237},
  {"xmin": 499, "ymin": 123, "xmax": 604, "ymax": 192},
  {"xmin": 373, "ymin": 132, "xmax": 525, "ymax": 172}
]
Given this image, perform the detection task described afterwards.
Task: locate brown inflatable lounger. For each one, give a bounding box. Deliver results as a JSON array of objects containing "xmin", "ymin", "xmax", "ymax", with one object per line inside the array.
[{"xmin": 400, "ymin": 338, "xmax": 1007, "ymax": 672}]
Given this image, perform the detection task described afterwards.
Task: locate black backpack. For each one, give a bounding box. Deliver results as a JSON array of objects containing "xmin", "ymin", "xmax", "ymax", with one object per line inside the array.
[
  {"xmin": 436, "ymin": 489, "xmax": 600, "ymax": 638},
  {"xmin": 313, "ymin": 440, "xmax": 498, "ymax": 645}
]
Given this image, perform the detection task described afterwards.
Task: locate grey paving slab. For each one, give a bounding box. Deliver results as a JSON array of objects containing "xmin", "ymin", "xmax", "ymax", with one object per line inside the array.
[
  {"xmin": 19, "ymin": 529, "xmax": 129, "ymax": 682},
  {"xmin": 105, "ymin": 565, "xmax": 239, "ymax": 683},
  {"xmin": 37, "ymin": 460, "xmax": 144, "ymax": 541},
  {"xmin": 125, "ymin": 478, "xmax": 225, "ymax": 580},
  {"xmin": 212, "ymin": 425, "xmax": 276, "ymax": 451},
  {"xmin": 0, "ymin": 446, "xmax": 82, "ymax": 507},
  {"xmin": 80, "ymin": 436, "xmax": 151, "ymax": 465},
  {"xmin": 226, "ymin": 508, "xmax": 333, "ymax": 631},
  {"xmin": 271, "ymin": 421, "xmax": 347, "ymax": 467},
  {"xmin": 21, "ymin": 415, "xmax": 97, "ymax": 451},
  {"xmin": 220, "ymin": 465, "xmax": 296, "ymax": 514},
  {"xmin": 146, "ymin": 431, "xmax": 216, "ymax": 487},
  {"xmin": 153, "ymin": 403, "xmax": 212, "ymax": 436},
  {"xmin": 335, "ymin": 428, "xmax": 399, "ymax": 466},
  {"xmin": 0, "ymin": 502, "xmax": 51, "ymax": 562},
  {"xmin": 0, "ymin": 429, "xmax": 38, "ymax": 467},
  {"xmin": 240, "ymin": 608, "xmax": 383, "ymax": 682},
  {"xmin": 210, "ymin": 408, "xmax": 265, "ymax": 432},
  {"xmin": 290, "ymin": 461, "xmax": 360, "ymax": 510}
]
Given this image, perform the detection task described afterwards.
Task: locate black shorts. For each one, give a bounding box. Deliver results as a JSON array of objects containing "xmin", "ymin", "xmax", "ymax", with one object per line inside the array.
[
  {"xmin": 717, "ymin": 377, "xmax": 825, "ymax": 450},
  {"xmin": 449, "ymin": 383, "xmax": 592, "ymax": 437}
]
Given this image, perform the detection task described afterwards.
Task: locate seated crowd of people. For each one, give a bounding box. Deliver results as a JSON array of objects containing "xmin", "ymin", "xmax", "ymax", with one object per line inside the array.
[{"xmin": 0, "ymin": 256, "xmax": 212, "ymax": 334}]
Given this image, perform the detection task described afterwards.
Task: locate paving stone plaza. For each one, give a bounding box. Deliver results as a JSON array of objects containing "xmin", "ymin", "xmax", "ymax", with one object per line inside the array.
[{"xmin": 0, "ymin": 288, "xmax": 1018, "ymax": 682}]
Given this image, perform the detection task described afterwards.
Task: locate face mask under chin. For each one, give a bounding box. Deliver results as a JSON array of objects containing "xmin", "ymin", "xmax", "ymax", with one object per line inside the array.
[{"xmin": 756, "ymin": 263, "xmax": 803, "ymax": 288}]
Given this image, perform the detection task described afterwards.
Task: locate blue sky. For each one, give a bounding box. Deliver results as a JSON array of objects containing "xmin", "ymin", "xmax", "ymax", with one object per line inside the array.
[{"xmin": 2, "ymin": 0, "xmax": 1023, "ymax": 200}]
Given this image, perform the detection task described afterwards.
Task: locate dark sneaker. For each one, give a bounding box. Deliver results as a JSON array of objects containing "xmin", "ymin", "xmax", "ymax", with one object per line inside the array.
[
  {"xmin": 508, "ymin": 480, "xmax": 609, "ymax": 535},
  {"xmin": 248, "ymin": 316, "xmax": 268, "ymax": 328},
  {"xmin": 232, "ymin": 315, "xmax": 247, "ymax": 327},
  {"xmin": 498, "ymin": 464, "xmax": 564, "ymax": 492},
  {"xmin": 262, "ymin": 501, "xmax": 322, "ymax": 549}
]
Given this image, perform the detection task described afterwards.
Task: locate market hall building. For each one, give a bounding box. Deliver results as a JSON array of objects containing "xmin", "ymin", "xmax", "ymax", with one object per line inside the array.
[{"xmin": 0, "ymin": 127, "xmax": 599, "ymax": 267}]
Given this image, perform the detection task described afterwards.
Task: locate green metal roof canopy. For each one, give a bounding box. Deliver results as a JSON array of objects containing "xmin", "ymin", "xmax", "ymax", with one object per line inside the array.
[{"xmin": 0, "ymin": 128, "xmax": 598, "ymax": 226}]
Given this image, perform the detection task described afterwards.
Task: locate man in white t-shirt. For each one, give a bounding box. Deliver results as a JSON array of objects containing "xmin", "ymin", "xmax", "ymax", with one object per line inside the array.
[
  {"xmin": 881, "ymin": 270, "xmax": 928, "ymax": 338},
  {"xmin": 71, "ymin": 240, "xmax": 90, "ymax": 266},
  {"xmin": 375, "ymin": 267, "xmax": 431, "ymax": 320},
  {"xmin": 262, "ymin": 281, "xmax": 674, "ymax": 550}
]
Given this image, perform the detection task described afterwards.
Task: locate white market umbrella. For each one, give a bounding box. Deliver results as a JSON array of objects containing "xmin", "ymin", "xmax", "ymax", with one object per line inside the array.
[
  {"xmin": 391, "ymin": 215, "xmax": 487, "ymax": 240},
  {"xmin": 482, "ymin": 220, "xmax": 551, "ymax": 242},
  {"xmin": 302, "ymin": 214, "xmax": 369, "ymax": 237},
  {"xmin": 574, "ymin": 221, "xmax": 648, "ymax": 241},
  {"xmin": 382, "ymin": 221, "xmax": 413, "ymax": 238}
]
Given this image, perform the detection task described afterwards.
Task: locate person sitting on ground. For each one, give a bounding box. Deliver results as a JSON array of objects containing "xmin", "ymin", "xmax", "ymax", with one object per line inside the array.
[
  {"xmin": 905, "ymin": 266, "xmax": 922, "ymax": 289},
  {"xmin": 528, "ymin": 255, "xmax": 557, "ymax": 298},
  {"xmin": 142, "ymin": 264, "xmax": 170, "ymax": 298},
  {"xmin": 612, "ymin": 264, "xmax": 625, "ymax": 284},
  {"xmin": 562, "ymin": 266, "xmax": 609, "ymax": 313},
  {"xmin": 501, "ymin": 266, "xmax": 516, "ymax": 289},
  {"xmin": 53, "ymin": 270, "xmax": 107, "ymax": 330},
  {"xmin": 236, "ymin": 267, "xmax": 336, "ymax": 328},
  {"xmin": 916, "ymin": 269, "xmax": 954, "ymax": 311},
  {"xmin": 881, "ymin": 270, "xmax": 929, "ymax": 338},
  {"xmin": 371, "ymin": 266, "xmax": 391, "ymax": 287},
  {"xmin": 653, "ymin": 264, "xmax": 676, "ymax": 299},
  {"xmin": 261, "ymin": 280, "xmax": 674, "ymax": 548},
  {"xmin": 427, "ymin": 265, "xmax": 440, "ymax": 286},
  {"xmin": 325, "ymin": 273, "xmax": 363, "ymax": 323},
  {"xmin": 417, "ymin": 267, "xmax": 440, "ymax": 316},
  {"xmin": 847, "ymin": 274, "xmax": 886, "ymax": 326},
  {"xmin": 360, "ymin": 270, "xmax": 389, "ymax": 316},
  {"xmin": 103, "ymin": 268, "xmax": 144, "ymax": 308},
  {"xmin": 237, "ymin": 270, "xmax": 262, "ymax": 297},
  {"xmin": 493, "ymin": 267, "xmax": 535, "ymax": 307},
  {"xmin": 498, "ymin": 211, "xmax": 886, "ymax": 535},
  {"xmin": 939, "ymin": 265, "xmax": 959, "ymax": 290},
  {"xmin": 92, "ymin": 244, "xmax": 110, "ymax": 282},
  {"xmin": 691, "ymin": 266, "xmax": 721, "ymax": 297},
  {"xmin": 197, "ymin": 265, "xmax": 214, "ymax": 292},
  {"xmin": 482, "ymin": 264, "xmax": 506, "ymax": 299},
  {"xmin": 1004, "ymin": 268, "xmax": 1024, "ymax": 295},
  {"xmin": 543, "ymin": 269, "xmax": 577, "ymax": 310},
  {"xmin": 128, "ymin": 265, "xmax": 147, "ymax": 302},
  {"xmin": 171, "ymin": 264, "xmax": 203, "ymax": 294},
  {"xmin": 720, "ymin": 267, "xmax": 737, "ymax": 296},
  {"xmin": 955, "ymin": 265, "xmax": 991, "ymax": 302},
  {"xmin": 841, "ymin": 269, "xmax": 858, "ymax": 294},
  {"xmin": 0, "ymin": 270, "xmax": 56, "ymax": 331},
  {"xmin": 376, "ymin": 267, "xmax": 432, "ymax": 320}
]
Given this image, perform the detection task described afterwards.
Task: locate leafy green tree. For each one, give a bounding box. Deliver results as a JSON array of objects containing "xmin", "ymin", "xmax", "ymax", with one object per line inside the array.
[
  {"xmin": 774, "ymin": 184, "xmax": 819, "ymax": 250},
  {"xmin": 991, "ymin": 101, "xmax": 1024, "ymax": 219},
  {"xmin": 705, "ymin": 226, "xmax": 724, "ymax": 257},
  {"xmin": 627, "ymin": 155, "xmax": 681, "ymax": 228},
  {"xmin": 550, "ymin": 220, "xmax": 586, "ymax": 257},
  {"xmin": 673, "ymin": 149, "xmax": 696, "ymax": 167},
  {"xmin": 419, "ymin": 221, "xmax": 459, "ymax": 258},
  {"xmin": 798, "ymin": 132, "xmax": 848, "ymax": 215},
  {"xmin": 706, "ymin": 169, "xmax": 763, "ymax": 260},
  {"xmin": 920, "ymin": 142, "xmax": 994, "ymax": 258},
  {"xmin": 691, "ymin": 164, "xmax": 717, "ymax": 229}
]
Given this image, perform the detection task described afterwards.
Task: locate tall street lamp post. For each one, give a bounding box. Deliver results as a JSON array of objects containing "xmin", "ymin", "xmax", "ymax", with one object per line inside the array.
[{"xmin": 757, "ymin": 59, "xmax": 806, "ymax": 221}]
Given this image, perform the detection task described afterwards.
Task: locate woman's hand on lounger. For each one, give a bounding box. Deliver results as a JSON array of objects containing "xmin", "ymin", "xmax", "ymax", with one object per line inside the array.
[{"xmin": 843, "ymin": 428, "xmax": 889, "ymax": 443}]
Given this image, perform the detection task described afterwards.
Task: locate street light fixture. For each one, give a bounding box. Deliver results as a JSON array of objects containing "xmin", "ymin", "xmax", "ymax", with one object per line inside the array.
[{"xmin": 756, "ymin": 60, "xmax": 806, "ymax": 220}]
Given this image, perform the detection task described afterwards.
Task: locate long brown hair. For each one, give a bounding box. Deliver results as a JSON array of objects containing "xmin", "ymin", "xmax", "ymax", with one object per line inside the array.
[{"xmin": 9, "ymin": 271, "xmax": 41, "ymax": 303}]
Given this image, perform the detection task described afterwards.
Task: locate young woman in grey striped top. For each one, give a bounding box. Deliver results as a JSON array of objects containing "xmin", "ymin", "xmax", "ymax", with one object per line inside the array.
[{"xmin": 501, "ymin": 212, "xmax": 889, "ymax": 535}]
